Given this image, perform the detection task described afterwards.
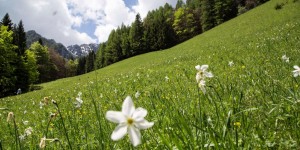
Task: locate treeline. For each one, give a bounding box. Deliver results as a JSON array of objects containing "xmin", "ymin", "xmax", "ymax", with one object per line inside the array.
[
  {"xmin": 0, "ymin": 13, "xmax": 77, "ymax": 97},
  {"xmin": 77, "ymin": 0, "xmax": 269, "ymax": 73}
]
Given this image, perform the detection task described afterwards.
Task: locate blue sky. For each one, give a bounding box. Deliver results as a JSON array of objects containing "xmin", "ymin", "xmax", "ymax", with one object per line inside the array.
[{"xmin": 0, "ymin": 0, "xmax": 180, "ymax": 46}]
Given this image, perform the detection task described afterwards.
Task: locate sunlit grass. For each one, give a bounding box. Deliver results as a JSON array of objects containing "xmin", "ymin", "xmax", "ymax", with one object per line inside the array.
[{"xmin": 1, "ymin": 0, "xmax": 300, "ymax": 149}]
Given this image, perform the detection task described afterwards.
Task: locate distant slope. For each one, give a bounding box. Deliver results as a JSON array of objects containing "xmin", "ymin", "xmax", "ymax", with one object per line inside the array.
[
  {"xmin": 26, "ymin": 30, "xmax": 74, "ymax": 59},
  {"xmin": 67, "ymin": 43, "xmax": 99, "ymax": 57}
]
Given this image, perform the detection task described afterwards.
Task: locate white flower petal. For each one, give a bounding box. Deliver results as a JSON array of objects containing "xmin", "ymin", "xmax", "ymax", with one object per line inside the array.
[
  {"xmin": 135, "ymin": 120, "xmax": 154, "ymax": 129},
  {"xmin": 293, "ymin": 65, "xmax": 300, "ymax": 70},
  {"xmin": 132, "ymin": 108, "xmax": 147, "ymax": 122},
  {"xmin": 106, "ymin": 111, "xmax": 126, "ymax": 123},
  {"xmin": 205, "ymin": 72, "xmax": 214, "ymax": 78},
  {"xmin": 128, "ymin": 126, "xmax": 141, "ymax": 147},
  {"xmin": 200, "ymin": 65, "xmax": 209, "ymax": 71},
  {"xmin": 196, "ymin": 73, "xmax": 201, "ymax": 83},
  {"xmin": 122, "ymin": 96, "xmax": 135, "ymax": 117},
  {"xmin": 111, "ymin": 124, "xmax": 128, "ymax": 141},
  {"xmin": 195, "ymin": 65, "xmax": 201, "ymax": 71}
]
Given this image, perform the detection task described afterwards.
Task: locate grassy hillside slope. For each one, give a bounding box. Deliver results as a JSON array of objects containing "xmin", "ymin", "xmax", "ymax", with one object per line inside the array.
[{"xmin": 1, "ymin": 0, "xmax": 300, "ymax": 149}]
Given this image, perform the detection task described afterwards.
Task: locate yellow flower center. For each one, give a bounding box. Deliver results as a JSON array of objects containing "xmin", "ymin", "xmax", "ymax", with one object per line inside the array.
[{"xmin": 127, "ymin": 118, "xmax": 134, "ymax": 125}]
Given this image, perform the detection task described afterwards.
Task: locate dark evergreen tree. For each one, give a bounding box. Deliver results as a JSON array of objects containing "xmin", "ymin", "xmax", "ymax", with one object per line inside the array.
[
  {"xmin": 85, "ymin": 51, "xmax": 96, "ymax": 73},
  {"xmin": 77, "ymin": 56, "xmax": 86, "ymax": 75},
  {"xmin": 201, "ymin": 0, "xmax": 216, "ymax": 31},
  {"xmin": 0, "ymin": 13, "xmax": 13, "ymax": 31},
  {"xmin": 13, "ymin": 20, "xmax": 27, "ymax": 56},
  {"xmin": 95, "ymin": 43, "xmax": 106, "ymax": 69},
  {"xmin": 129, "ymin": 13, "xmax": 144, "ymax": 55},
  {"xmin": 176, "ymin": 0, "xmax": 185, "ymax": 9}
]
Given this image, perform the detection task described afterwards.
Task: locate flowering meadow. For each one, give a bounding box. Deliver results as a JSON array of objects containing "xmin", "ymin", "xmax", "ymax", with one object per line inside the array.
[{"xmin": 1, "ymin": 0, "xmax": 300, "ymax": 149}]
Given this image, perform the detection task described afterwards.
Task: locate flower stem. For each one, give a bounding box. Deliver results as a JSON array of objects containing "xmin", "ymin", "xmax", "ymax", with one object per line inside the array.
[{"xmin": 54, "ymin": 103, "xmax": 73, "ymax": 150}]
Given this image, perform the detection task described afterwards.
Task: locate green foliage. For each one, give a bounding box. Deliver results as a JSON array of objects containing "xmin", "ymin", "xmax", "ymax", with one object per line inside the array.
[
  {"xmin": 24, "ymin": 50, "xmax": 39, "ymax": 84},
  {"xmin": 0, "ymin": 26, "xmax": 17, "ymax": 97},
  {"xmin": 173, "ymin": 7, "xmax": 198, "ymax": 41},
  {"xmin": 28, "ymin": 42, "xmax": 56, "ymax": 83}
]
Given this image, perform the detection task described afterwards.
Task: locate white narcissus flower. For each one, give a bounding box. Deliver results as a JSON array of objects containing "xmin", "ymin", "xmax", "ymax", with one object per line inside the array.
[
  {"xmin": 135, "ymin": 91, "xmax": 141, "ymax": 99},
  {"xmin": 106, "ymin": 96, "xmax": 154, "ymax": 147},
  {"xmin": 75, "ymin": 92, "xmax": 83, "ymax": 108},
  {"xmin": 228, "ymin": 61, "xmax": 234, "ymax": 67},
  {"xmin": 39, "ymin": 137, "xmax": 46, "ymax": 149},
  {"xmin": 282, "ymin": 55, "xmax": 289, "ymax": 63},
  {"xmin": 293, "ymin": 65, "xmax": 300, "ymax": 77},
  {"xmin": 195, "ymin": 65, "xmax": 213, "ymax": 83}
]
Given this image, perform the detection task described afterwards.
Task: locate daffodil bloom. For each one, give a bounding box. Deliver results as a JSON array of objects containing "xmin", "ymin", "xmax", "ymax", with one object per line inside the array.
[
  {"xmin": 195, "ymin": 65, "xmax": 213, "ymax": 83},
  {"xmin": 293, "ymin": 65, "xmax": 300, "ymax": 77},
  {"xmin": 106, "ymin": 96, "xmax": 154, "ymax": 147}
]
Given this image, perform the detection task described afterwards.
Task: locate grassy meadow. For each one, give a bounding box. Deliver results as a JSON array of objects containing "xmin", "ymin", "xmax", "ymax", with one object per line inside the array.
[{"xmin": 1, "ymin": 0, "xmax": 300, "ymax": 149}]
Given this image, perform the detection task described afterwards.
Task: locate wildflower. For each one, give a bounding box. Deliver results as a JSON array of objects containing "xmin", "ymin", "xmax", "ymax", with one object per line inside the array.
[
  {"xmin": 198, "ymin": 80, "xmax": 206, "ymax": 94},
  {"xmin": 234, "ymin": 122, "xmax": 241, "ymax": 128},
  {"xmin": 165, "ymin": 76, "xmax": 169, "ymax": 81},
  {"xmin": 106, "ymin": 96, "xmax": 154, "ymax": 147},
  {"xmin": 292, "ymin": 65, "xmax": 300, "ymax": 77},
  {"xmin": 195, "ymin": 65, "xmax": 213, "ymax": 83},
  {"xmin": 19, "ymin": 135, "xmax": 26, "ymax": 141},
  {"xmin": 43, "ymin": 97, "xmax": 49, "ymax": 105},
  {"xmin": 75, "ymin": 92, "xmax": 83, "ymax": 108},
  {"xmin": 135, "ymin": 91, "xmax": 141, "ymax": 99},
  {"xmin": 24, "ymin": 127, "xmax": 33, "ymax": 136},
  {"xmin": 7, "ymin": 112, "xmax": 14, "ymax": 122},
  {"xmin": 281, "ymin": 55, "xmax": 289, "ymax": 62},
  {"xmin": 23, "ymin": 120, "xmax": 29, "ymax": 125},
  {"xmin": 228, "ymin": 61, "xmax": 234, "ymax": 67},
  {"xmin": 39, "ymin": 137, "xmax": 46, "ymax": 148},
  {"xmin": 39, "ymin": 101, "xmax": 44, "ymax": 109}
]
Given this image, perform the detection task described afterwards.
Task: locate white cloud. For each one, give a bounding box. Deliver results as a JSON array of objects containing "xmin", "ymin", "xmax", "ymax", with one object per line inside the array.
[
  {"xmin": 0, "ymin": 0, "xmax": 95, "ymax": 46},
  {"xmin": 132, "ymin": 0, "xmax": 178, "ymax": 18},
  {"xmin": 0, "ymin": 0, "xmax": 182, "ymax": 46}
]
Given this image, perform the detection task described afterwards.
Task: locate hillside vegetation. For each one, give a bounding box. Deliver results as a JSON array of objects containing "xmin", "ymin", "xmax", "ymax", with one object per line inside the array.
[{"xmin": 1, "ymin": 0, "xmax": 300, "ymax": 149}]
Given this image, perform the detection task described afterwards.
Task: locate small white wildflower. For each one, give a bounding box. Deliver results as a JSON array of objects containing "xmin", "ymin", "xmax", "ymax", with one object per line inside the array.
[
  {"xmin": 19, "ymin": 134, "xmax": 26, "ymax": 141},
  {"xmin": 281, "ymin": 55, "xmax": 289, "ymax": 63},
  {"xmin": 195, "ymin": 65, "xmax": 213, "ymax": 83},
  {"xmin": 292, "ymin": 65, "xmax": 300, "ymax": 77},
  {"xmin": 24, "ymin": 127, "xmax": 33, "ymax": 136},
  {"xmin": 39, "ymin": 101, "xmax": 44, "ymax": 109},
  {"xmin": 135, "ymin": 91, "xmax": 141, "ymax": 99},
  {"xmin": 228, "ymin": 61, "xmax": 234, "ymax": 67},
  {"xmin": 39, "ymin": 137, "xmax": 46, "ymax": 149},
  {"xmin": 165, "ymin": 76, "xmax": 169, "ymax": 81},
  {"xmin": 106, "ymin": 96, "xmax": 154, "ymax": 147},
  {"xmin": 23, "ymin": 120, "xmax": 29, "ymax": 125},
  {"xmin": 75, "ymin": 92, "xmax": 83, "ymax": 108},
  {"xmin": 7, "ymin": 112, "xmax": 14, "ymax": 122}
]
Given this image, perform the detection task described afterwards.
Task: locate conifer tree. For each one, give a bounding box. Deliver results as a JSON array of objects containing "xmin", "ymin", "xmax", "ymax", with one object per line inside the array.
[{"xmin": 0, "ymin": 13, "xmax": 13, "ymax": 31}]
